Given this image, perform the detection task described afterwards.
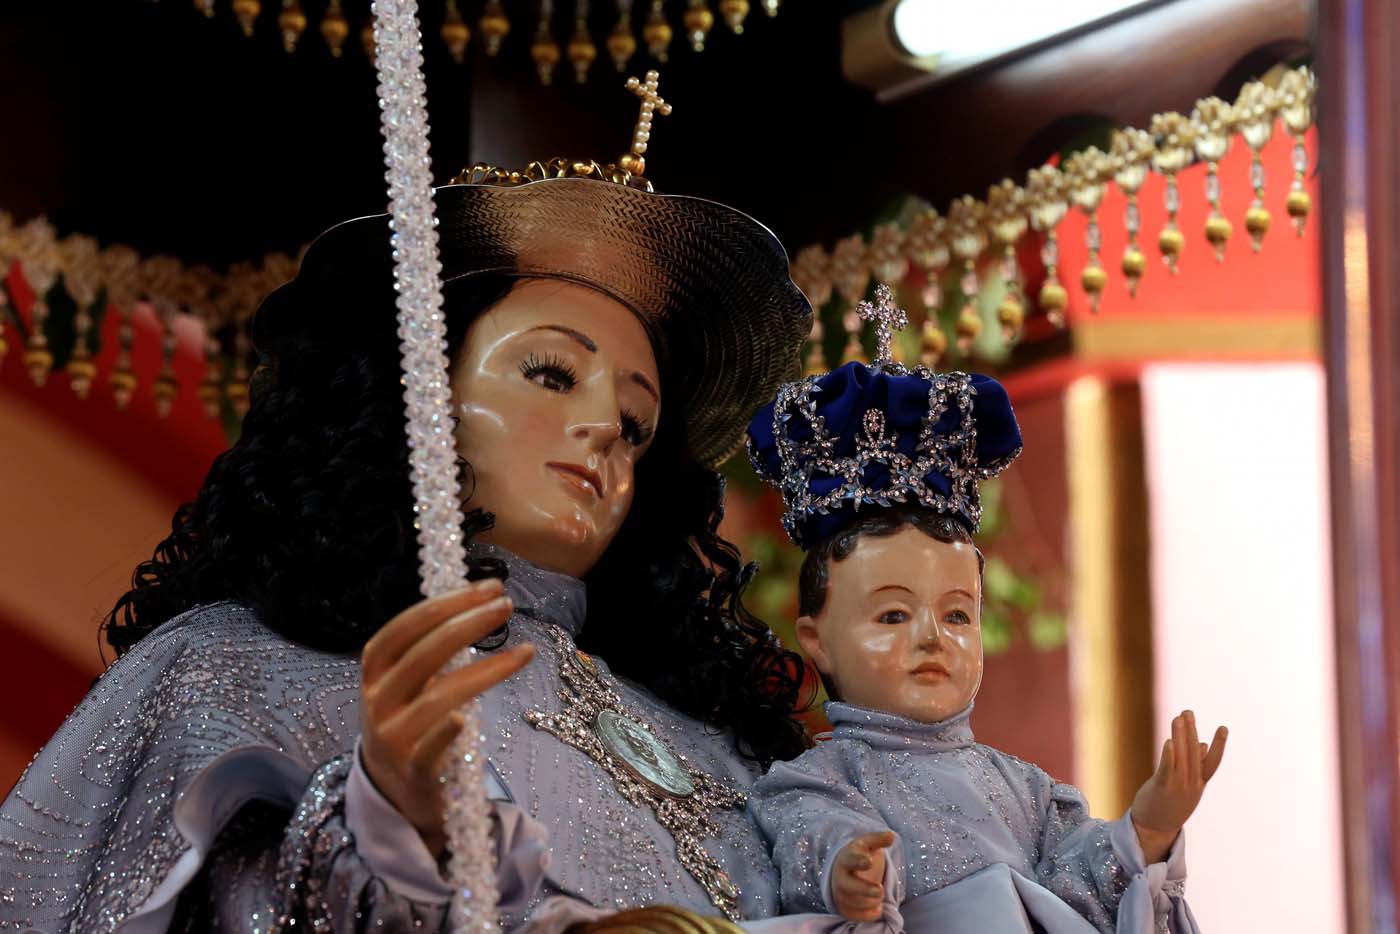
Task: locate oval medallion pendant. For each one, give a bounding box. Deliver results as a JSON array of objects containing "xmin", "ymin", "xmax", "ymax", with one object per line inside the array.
[
  {"xmin": 526, "ymin": 626, "xmax": 745, "ymax": 920},
  {"xmin": 594, "ymin": 709, "xmax": 697, "ymax": 798}
]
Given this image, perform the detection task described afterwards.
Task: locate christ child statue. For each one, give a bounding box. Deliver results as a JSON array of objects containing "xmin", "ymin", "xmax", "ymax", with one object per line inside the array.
[{"xmin": 743, "ymin": 292, "xmax": 1225, "ymax": 933}]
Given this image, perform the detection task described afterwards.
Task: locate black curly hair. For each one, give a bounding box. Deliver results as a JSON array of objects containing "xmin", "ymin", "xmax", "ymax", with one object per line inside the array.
[{"xmin": 103, "ymin": 270, "xmax": 811, "ymax": 766}]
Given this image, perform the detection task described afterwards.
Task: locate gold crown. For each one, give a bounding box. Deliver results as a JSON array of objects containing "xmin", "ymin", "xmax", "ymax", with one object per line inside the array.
[{"xmin": 449, "ymin": 70, "xmax": 673, "ymax": 193}]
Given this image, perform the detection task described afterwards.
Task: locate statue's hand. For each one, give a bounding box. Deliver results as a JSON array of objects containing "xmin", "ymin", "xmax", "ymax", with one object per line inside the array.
[
  {"xmin": 359, "ymin": 579, "xmax": 534, "ymax": 857},
  {"xmin": 831, "ymin": 830, "xmax": 896, "ymax": 922},
  {"xmin": 1130, "ymin": 710, "xmax": 1228, "ymax": 864}
]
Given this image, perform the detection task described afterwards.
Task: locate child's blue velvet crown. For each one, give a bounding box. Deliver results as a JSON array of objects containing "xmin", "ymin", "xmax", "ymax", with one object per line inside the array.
[{"xmin": 745, "ymin": 285, "xmax": 1023, "ymax": 549}]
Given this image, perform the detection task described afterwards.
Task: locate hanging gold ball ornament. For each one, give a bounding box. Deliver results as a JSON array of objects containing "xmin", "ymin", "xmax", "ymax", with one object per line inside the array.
[
  {"xmin": 720, "ymin": 0, "xmax": 750, "ymax": 33},
  {"xmin": 23, "ymin": 343, "xmax": 53, "ymax": 387},
  {"xmin": 955, "ymin": 304, "xmax": 982, "ymax": 355},
  {"xmin": 762, "ymin": 0, "xmax": 779, "ymax": 13},
  {"xmin": 607, "ymin": 17, "xmax": 637, "ymax": 71},
  {"xmin": 1157, "ymin": 226, "xmax": 1184, "ymax": 272},
  {"xmin": 278, "ymin": 0, "xmax": 307, "ymax": 53},
  {"xmin": 67, "ymin": 355, "xmax": 97, "ymax": 400},
  {"xmin": 1287, "ymin": 188, "xmax": 1312, "ymax": 234},
  {"xmin": 1245, "ymin": 205, "xmax": 1271, "ymax": 252},
  {"xmin": 1121, "ymin": 245, "xmax": 1146, "ymax": 295},
  {"xmin": 152, "ymin": 374, "xmax": 179, "ymax": 419},
  {"xmin": 997, "ymin": 297, "xmax": 1025, "ymax": 342},
  {"xmin": 320, "ymin": 0, "xmax": 349, "ymax": 56},
  {"xmin": 109, "ymin": 366, "xmax": 137, "ymax": 411},
  {"xmin": 1204, "ymin": 215, "xmax": 1232, "ymax": 261},
  {"xmin": 532, "ymin": 25, "xmax": 561, "ymax": 85},
  {"xmin": 232, "ymin": 0, "xmax": 261, "ymax": 37},
  {"xmin": 1038, "ymin": 279, "xmax": 1068, "ymax": 330},
  {"xmin": 568, "ymin": 20, "xmax": 598, "ymax": 83},
  {"xmin": 225, "ymin": 379, "xmax": 249, "ymax": 417},
  {"xmin": 1081, "ymin": 264, "xmax": 1107, "ymax": 308},
  {"xmin": 480, "ymin": 0, "xmax": 511, "ymax": 56},
  {"xmin": 920, "ymin": 320, "xmax": 948, "ymax": 368},
  {"xmin": 197, "ymin": 372, "xmax": 221, "ymax": 420},
  {"xmin": 684, "ymin": 1, "xmax": 714, "ymax": 51},
  {"xmin": 643, "ymin": 5, "xmax": 672, "ymax": 61},
  {"xmin": 442, "ymin": 0, "xmax": 471, "ymax": 64},
  {"xmin": 194, "ymin": 0, "xmax": 216, "ymax": 17}
]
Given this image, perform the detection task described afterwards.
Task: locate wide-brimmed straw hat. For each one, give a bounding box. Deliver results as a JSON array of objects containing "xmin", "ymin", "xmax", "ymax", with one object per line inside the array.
[{"xmin": 254, "ymin": 153, "xmax": 812, "ymax": 469}]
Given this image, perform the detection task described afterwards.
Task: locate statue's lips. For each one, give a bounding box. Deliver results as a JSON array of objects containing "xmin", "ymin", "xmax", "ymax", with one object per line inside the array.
[
  {"xmin": 910, "ymin": 662, "xmax": 951, "ymax": 682},
  {"xmin": 548, "ymin": 462, "xmax": 603, "ymax": 499}
]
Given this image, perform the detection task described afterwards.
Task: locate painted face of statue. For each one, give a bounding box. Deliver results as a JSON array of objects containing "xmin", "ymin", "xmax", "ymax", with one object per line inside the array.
[
  {"xmin": 450, "ymin": 278, "xmax": 662, "ymax": 579},
  {"xmin": 796, "ymin": 526, "xmax": 983, "ymax": 724}
]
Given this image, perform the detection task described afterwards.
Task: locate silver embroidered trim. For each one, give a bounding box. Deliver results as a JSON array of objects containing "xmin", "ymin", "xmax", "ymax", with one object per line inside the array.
[
  {"xmin": 274, "ymin": 755, "xmax": 355, "ymax": 932},
  {"xmin": 524, "ymin": 626, "xmax": 746, "ymax": 922}
]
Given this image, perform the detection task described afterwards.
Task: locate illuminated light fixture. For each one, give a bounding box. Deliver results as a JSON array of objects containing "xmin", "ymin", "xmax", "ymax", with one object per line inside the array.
[{"xmin": 843, "ymin": 0, "xmax": 1167, "ymax": 101}]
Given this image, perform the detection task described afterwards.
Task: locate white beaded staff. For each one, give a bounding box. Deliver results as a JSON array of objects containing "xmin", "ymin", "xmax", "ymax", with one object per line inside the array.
[{"xmin": 370, "ymin": 2, "xmax": 500, "ymax": 931}]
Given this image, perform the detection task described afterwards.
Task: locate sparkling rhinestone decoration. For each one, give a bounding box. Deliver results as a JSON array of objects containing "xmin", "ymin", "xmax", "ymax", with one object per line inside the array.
[
  {"xmin": 747, "ymin": 367, "xmax": 1021, "ymax": 547},
  {"xmin": 856, "ymin": 284, "xmax": 908, "ymax": 371},
  {"xmin": 369, "ymin": 2, "xmax": 499, "ymax": 930},
  {"xmin": 525, "ymin": 626, "xmax": 748, "ymax": 922}
]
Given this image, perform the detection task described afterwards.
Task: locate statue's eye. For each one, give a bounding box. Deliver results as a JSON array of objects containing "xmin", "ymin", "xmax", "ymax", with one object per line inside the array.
[{"xmin": 520, "ymin": 353, "xmax": 578, "ymax": 392}]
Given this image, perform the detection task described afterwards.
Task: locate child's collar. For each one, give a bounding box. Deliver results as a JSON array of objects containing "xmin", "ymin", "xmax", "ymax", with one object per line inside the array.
[{"xmin": 824, "ymin": 701, "xmax": 976, "ymax": 753}]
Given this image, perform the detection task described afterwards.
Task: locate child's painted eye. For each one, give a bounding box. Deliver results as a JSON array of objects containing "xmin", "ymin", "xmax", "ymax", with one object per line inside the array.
[
  {"xmin": 944, "ymin": 610, "xmax": 972, "ymax": 626},
  {"xmin": 878, "ymin": 610, "xmax": 910, "ymax": 625}
]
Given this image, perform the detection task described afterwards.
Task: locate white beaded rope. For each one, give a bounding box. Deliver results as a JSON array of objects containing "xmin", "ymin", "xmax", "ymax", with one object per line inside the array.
[{"xmin": 370, "ymin": 2, "xmax": 500, "ymax": 931}]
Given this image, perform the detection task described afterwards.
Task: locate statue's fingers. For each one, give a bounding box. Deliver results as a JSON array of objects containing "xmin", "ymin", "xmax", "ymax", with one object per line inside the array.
[
  {"xmin": 363, "ymin": 580, "xmax": 505, "ymax": 686},
  {"xmin": 1202, "ymin": 726, "xmax": 1229, "ymax": 782},
  {"xmin": 837, "ymin": 847, "xmax": 873, "ymax": 873},
  {"xmin": 408, "ymin": 710, "xmax": 465, "ymax": 780},
  {"xmin": 1184, "ymin": 711, "xmax": 1202, "ymax": 785},
  {"xmin": 851, "ymin": 830, "xmax": 897, "ymax": 852},
  {"xmin": 1171, "ymin": 714, "xmax": 1189, "ymax": 786},
  {"xmin": 1155, "ymin": 738, "xmax": 1174, "ymax": 782}
]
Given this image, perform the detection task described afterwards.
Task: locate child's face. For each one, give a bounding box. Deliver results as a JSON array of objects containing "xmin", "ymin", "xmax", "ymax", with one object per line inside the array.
[{"xmin": 796, "ymin": 526, "xmax": 983, "ymax": 724}]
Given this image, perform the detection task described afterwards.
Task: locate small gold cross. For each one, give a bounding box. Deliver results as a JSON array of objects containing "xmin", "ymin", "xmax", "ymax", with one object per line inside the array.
[
  {"xmin": 857, "ymin": 283, "xmax": 909, "ymax": 368},
  {"xmin": 619, "ymin": 70, "xmax": 673, "ymax": 177}
]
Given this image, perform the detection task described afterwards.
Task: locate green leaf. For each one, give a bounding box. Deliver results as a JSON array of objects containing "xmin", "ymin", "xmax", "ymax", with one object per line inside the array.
[
  {"xmin": 722, "ymin": 452, "xmax": 768, "ymax": 495},
  {"xmin": 979, "ymin": 479, "xmax": 1006, "ymax": 537},
  {"xmin": 982, "ymin": 606, "xmax": 1012, "ymax": 655},
  {"xmin": 1028, "ymin": 611, "xmax": 1069, "ymax": 651},
  {"xmin": 983, "ymin": 556, "xmax": 1016, "ymax": 600}
]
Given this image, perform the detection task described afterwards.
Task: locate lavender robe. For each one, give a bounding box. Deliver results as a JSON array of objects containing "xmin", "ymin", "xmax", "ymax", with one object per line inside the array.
[
  {"xmin": 747, "ymin": 703, "xmax": 1198, "ymax": 934},
  {"xmin": 0, "ymin": 549, "xmax": 779, "ymax": 931}
]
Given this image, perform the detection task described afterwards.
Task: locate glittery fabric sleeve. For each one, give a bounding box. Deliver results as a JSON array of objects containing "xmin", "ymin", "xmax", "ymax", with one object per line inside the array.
[
  {"xmin": 748, "ymin": 744, "xmax": 903, "ymax": 922},
  {"xmin": 0, "ymin": 603, "xmax": 368, "ymax": 933},
  {"xmin": 271, "ymin": 755, "xmax": 453, "ymax": 930},
  {"xmin": 1035, "ymin": 782, "xmax": 1199, "ymax": 934},
  {"xmin": 0, "ymin": 603, "xmax": 552, "ymax": 933}
]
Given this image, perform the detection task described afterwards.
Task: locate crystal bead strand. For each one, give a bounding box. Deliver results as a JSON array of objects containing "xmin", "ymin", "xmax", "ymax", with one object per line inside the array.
[{"xmin": 369, "ymin": 2, "xmax": 500, "ymax": 931}]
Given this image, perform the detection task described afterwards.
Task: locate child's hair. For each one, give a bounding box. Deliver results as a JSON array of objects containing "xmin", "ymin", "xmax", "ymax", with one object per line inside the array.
[
  {"xmin": 797, "ymin": 506, "xmax": 984, "ymax": 619},
  {"xmin": 797, "ymin": 506, "xmax": 984, "ymax": 703}
]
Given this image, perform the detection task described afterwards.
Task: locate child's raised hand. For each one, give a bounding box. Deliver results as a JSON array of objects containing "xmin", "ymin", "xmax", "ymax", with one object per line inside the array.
[
  {"xmin": 1130, "ymin": 710, "xmax": 1228, "ymax": 864},
  {"xmin": 831, "ymin": 831, "xmax": 896, "ymax": 922}
]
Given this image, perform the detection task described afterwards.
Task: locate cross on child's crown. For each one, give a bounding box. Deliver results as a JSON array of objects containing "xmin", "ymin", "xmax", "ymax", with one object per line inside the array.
[{"xmin": 856, "ymin": 284, "xmax": 908, "ymax": 370}]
